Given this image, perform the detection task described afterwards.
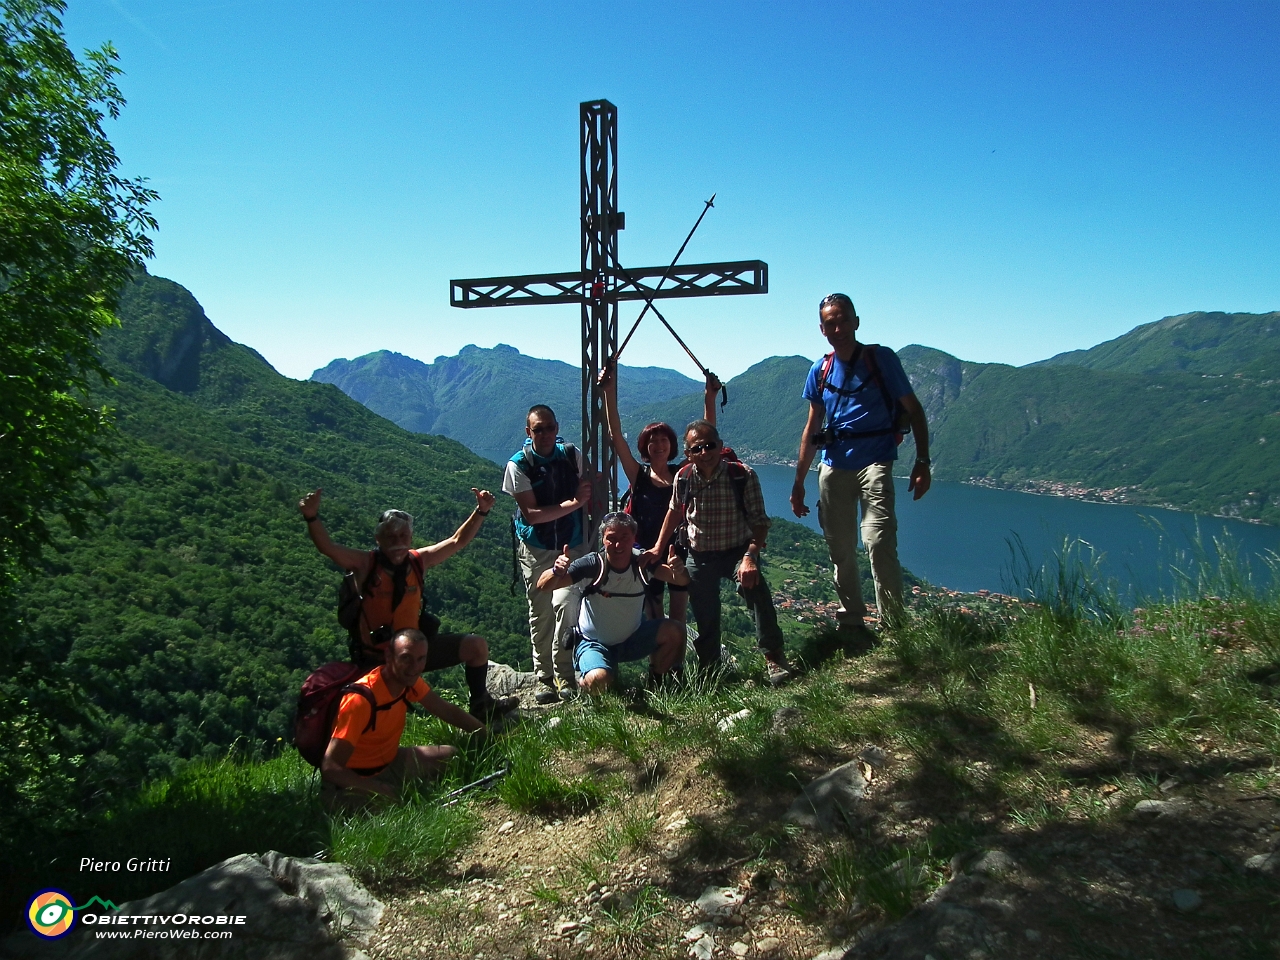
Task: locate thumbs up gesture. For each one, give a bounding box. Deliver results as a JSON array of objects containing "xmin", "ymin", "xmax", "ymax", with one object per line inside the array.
[{"xmin": 553, "ymin": 544, "xmax": 572, "ymax": 576}]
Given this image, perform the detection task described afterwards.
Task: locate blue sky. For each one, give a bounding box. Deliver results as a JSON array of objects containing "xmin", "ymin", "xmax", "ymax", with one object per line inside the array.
[{"xmin": 66, "ymin": 0, "xmax": 1280, "ymax": 382}]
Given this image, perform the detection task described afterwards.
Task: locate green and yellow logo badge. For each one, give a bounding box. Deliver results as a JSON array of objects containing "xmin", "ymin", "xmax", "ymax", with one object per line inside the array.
[{"xmin": 26, "ymin": 890, "xmax": 76, "ymax": 939}]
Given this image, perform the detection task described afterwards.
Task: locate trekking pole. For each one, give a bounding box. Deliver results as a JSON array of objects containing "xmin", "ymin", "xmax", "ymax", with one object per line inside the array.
[
  {"xmin": 439, "ymin": 766, "xmax": 510, "ymax": 807},
  {"xmin": 613, "ymin": 260, "xmax": 729, "ymax": 409},
  {"xmin": 614, "ymin": 194, "xmax": 715, "ymax": 361}
]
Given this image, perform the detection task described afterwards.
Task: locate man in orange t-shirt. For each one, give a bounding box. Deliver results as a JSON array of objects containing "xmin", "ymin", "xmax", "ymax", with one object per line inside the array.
[{"xmin": 321, "ymin": 629, "xmax": 483, "ymax": 812}]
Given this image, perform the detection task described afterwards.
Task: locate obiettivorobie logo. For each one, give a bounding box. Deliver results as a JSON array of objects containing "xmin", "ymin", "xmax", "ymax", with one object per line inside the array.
[
  {"xmin": 27, "ymin": 890, "xmax": 246, "ymax": 942},
  {"xmin": 26, "ymin": 891, "xmax": 120, "ymax": 940}
]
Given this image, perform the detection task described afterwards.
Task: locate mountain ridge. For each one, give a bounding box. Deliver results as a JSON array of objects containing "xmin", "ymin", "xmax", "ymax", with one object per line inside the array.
[{"xmin": 314, "ymin": 310, "xmax": 1280, "ymax": 524}]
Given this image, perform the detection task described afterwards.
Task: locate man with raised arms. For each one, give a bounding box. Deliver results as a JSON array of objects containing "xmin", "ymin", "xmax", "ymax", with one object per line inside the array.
[{"xmin": 299, "ymin": 487, "xmax": 517, "ymax": 722}]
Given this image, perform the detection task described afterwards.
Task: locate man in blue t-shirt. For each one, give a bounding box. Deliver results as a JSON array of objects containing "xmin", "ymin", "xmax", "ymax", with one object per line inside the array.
[{"xmin": 790, "ymin": 293, "xmax": 931, "ymax": 634}]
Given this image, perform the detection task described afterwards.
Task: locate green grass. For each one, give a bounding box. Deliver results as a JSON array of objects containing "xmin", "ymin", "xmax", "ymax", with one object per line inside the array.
[{"xmin": 329, "ymin": 800, "xmax": 479, "ymax": 886}]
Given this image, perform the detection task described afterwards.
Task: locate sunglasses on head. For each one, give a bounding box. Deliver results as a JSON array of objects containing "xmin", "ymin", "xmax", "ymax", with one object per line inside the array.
[{"xmin": 686, "ymin": 440, "xmax": 720, "ymax": 455}]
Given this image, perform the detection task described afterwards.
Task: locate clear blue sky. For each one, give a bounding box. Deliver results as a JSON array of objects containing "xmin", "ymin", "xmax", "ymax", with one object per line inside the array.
[{"xmin": 66, "ymin": 0, "xmax": 1280, "ymax": 383}]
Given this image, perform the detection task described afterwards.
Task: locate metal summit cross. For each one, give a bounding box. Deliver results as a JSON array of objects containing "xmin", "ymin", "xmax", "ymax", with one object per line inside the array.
[{"xmin": 450, "ymin": 99, "xmax": 768, "ymax": 538}]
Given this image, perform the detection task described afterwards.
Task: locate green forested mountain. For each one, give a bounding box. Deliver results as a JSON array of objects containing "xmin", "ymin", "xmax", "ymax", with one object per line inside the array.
[
  {"xmin": 17, "ymin": 271, "xmax": 530, "ymax": 789},
  {"xmin": 1035, "ymin": 310, "xmax": 1280, "ymax": 377},
  {"xmin": 612, "ymin": 313, "xmax": 1280, "ymax": 524},
  {"xmin": 312, "ymin": 346, "xmax": 700, "ymax": 463}
]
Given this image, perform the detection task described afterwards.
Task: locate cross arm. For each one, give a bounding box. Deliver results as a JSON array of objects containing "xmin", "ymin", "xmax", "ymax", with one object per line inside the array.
[{"xmin": 450, "ymin": 260, "xmax": 768, "ymax": 308}]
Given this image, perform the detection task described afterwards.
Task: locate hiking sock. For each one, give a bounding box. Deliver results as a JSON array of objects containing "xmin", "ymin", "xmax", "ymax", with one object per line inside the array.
[{"xmin": 465, "ymin": 663, "xmax": 489, "ymax": 707}]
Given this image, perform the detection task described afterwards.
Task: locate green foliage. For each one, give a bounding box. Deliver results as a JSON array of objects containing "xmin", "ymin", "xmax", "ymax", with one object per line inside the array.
[
  {"xmin": 329, "ymin": 800, "xmax": 480, "ymax": 887},
  {"xmin": 1037, "ymin": 310, "xmax": 1280, "ymax": 378},
  {"xmin": 496, "ymin": 731, "xmax": 608, "ymax": 815},
  {"xmin": 0, "ymin": 0, "xmax": 157, "ymax": 575}
]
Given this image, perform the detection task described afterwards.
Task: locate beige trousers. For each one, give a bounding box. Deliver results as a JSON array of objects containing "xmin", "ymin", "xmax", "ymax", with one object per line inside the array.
[
  {"xmin": 517, "ymin": 540, "xmax": 584, "ymax": 685},
  {"xmin": 817, "ymin": 461, "xmax": 905, "ymax": 628}
]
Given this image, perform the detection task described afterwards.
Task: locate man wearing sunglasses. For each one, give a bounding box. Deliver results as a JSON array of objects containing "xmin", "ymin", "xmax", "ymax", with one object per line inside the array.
[
  {"xmin": 646, "ymin": 420, "xmax": 793, "ymax": 686},
  {"xmin": 791, "ymin": 293, "xmax": 931, "ymax": 639}
]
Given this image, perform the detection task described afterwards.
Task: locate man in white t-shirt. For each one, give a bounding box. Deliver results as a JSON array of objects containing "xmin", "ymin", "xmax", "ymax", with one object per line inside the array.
[{"xmin": 537, "ymin": 512, "xmax": 688, "ymax": 694}]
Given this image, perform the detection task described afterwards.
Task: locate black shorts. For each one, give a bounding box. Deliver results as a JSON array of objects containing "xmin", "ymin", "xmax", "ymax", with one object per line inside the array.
[
  {"xmin": 354, "ymin": 632, "xmax": 471, "ymax": 671},
  {"xmin": 425, "ymin": 632, "xmax": 469, "ymax": 671},
  {"xmin": 645, "ymin": 577, "xmax": 688, "ymax": 600}
]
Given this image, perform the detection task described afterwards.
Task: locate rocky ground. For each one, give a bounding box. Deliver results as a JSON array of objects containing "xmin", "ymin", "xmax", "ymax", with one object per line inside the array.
[{"xmin": 355, "ymin": 690, "xmax": 1280, "ymax": 959}]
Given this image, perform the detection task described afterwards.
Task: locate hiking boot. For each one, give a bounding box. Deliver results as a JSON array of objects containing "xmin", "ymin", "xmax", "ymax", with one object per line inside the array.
[
  {"xmin": 556, "ymin": 677, "xmax": 578, "ymax": 702},
  {"xmin": 534, "ymin": 680, "xmax": 560, "ymax": 705},
  {"xmin": 763, "ymin": 651, "xmax": 794, "ymax": 687},
  {"xmin": 469, "ymin": 693, "xmax": 520, "ymax": 723}
]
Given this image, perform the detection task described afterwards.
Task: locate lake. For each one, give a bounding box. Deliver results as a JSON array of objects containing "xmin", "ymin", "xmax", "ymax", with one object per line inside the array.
[{"xmin": 751, "ymin": 463, "xmax": 1280, "ymax": 598}]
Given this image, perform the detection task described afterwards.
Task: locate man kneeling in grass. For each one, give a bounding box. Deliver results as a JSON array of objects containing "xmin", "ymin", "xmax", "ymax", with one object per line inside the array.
[
  {"xmin": 322, "ymin": 629, "xmax": 483, "ymax": 812},
  {"xmin": 537, "ymin": 513, "xmax": 689, "ymax": 694}
]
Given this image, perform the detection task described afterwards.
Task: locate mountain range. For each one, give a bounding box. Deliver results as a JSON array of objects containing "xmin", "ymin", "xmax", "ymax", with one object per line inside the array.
[
  {"xmin": 313, "ymin": 347, "xmax": 700, "ymax": 463},
  {"xmin": 316, "ymin": 311, "xmax": 1280, "ymax": 525}
]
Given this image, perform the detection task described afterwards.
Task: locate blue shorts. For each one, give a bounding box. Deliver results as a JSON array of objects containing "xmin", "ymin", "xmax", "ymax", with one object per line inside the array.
[{"xmin": 574, "ymin": 618, "xmax": 667, "ymax": 677}]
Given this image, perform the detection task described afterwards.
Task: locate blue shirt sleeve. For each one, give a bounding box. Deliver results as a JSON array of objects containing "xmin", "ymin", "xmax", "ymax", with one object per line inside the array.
[
  {"xmin": 874, "ymin": 347, "xmax": 913, "ymax": 400},
  {"xmin": 802, "ymin": 358, "xmax": 824, "ymax": 403}
]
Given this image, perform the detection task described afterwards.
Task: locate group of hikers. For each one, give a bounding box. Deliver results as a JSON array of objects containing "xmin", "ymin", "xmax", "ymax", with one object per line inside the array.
[{"xmin": 298, "ymin": 294, "xmax": 931, "ymax": 812}]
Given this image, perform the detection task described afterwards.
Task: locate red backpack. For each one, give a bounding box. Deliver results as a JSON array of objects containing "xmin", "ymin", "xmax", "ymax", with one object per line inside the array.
[{"xmin": 293, "ymin": 662, "xmax": 407, "ymax": 768}]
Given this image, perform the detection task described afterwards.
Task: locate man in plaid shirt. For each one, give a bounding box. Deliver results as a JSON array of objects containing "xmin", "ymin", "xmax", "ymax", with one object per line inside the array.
[{"xmin": 648, "ymin": 419, "xmax": 793, "ymax": 686}]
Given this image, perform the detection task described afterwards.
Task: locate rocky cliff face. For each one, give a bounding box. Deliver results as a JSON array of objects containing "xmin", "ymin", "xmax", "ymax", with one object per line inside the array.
[{"xmin": 104, "ymin": 271, "xmax": 231, "ymax": 393}]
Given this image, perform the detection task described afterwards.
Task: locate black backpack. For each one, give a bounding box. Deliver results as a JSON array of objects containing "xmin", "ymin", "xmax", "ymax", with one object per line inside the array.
[
  {"xmin": 814, "ymin": 345, "xmax": 911, "ymax": 444},
  {"xmin": 337, "ymin": 550, "xmax": 441, "ymax": 665}
]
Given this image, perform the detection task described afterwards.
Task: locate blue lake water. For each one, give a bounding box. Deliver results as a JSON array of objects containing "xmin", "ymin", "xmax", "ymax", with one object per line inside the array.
[{"xmin": 750, "ymin": 463, "xmax": 1280, "ymax": 598}]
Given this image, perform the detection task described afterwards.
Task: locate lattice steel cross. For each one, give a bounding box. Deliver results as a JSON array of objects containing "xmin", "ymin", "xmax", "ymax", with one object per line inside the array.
[{"xmin": 450, "ymin": 99, "xmax": 768, "ymax": 540}]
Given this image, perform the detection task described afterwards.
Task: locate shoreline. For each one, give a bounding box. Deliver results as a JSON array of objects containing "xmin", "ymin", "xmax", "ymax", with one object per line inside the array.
[{"xmin": 743, "ymin": 457, "xmax": 1270, "ymax": 527}]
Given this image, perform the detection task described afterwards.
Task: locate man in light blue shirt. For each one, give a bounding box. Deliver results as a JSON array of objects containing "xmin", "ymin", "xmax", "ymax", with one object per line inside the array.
[{"xmin": 791, "ymin": 294, "xmax": 931, "ymax": 635}]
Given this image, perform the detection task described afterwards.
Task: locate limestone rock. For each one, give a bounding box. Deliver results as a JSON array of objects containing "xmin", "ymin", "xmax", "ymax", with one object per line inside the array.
[
  {"xmin": 486, "ymin": 662, "xmax": 537, "ymax": 698},
  {"xmin": 1132, "ymin": 798, "xmax": 1189, "ymax": 818},
  {"xmin": 1245, "ymin": 851, "xmax": 1280, "ymax": 876},
  {"xmin": 842, "ymin": 899, "xmax": 995, "ymax": 959},
  {"xmin": 695, "ymin": 886, "xmax": 745, "ymax": 919},
  {"xmin": 770, "ymin": 706, "xmax": 803, "ymax": 736},
  {"xmin": 3, "ymin": 852, "xmax": 379, "ymax": 959},
  {"xmin": 858, "ymin": 744, "xmax": 888, "ymax": 769},
  {"xmin": 968, "ymin": 850, "xmax": 1019, "ymax": 880},
  {"xmin": 755, "ymin": 936, "xmax": 783, "ymax": 956},
  {"xmin": 689, "ymin": 934, "xmax": 716, "ymax": 960},
  {"xmin": 784, "ymin": 760, "xmax": 867, "ymax": 832}
]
